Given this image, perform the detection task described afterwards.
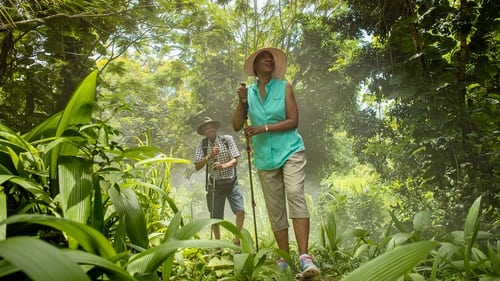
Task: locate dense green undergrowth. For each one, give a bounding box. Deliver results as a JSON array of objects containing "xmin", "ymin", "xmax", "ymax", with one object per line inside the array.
[{"xmin": 1, "ymin": 72, "xmax": 499, "ymax": 281}]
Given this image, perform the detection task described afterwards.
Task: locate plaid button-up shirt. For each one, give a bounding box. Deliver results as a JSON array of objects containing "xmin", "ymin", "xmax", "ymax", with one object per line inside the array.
[{"xmin": 195, "ymin": 134, "xmax": 240, "ymax": 180}]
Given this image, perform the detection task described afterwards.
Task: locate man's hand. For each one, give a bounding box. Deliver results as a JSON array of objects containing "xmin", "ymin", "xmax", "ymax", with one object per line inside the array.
[{"xmin": 208, "ymin": 146, "xmax": 220, "ymax": 159}]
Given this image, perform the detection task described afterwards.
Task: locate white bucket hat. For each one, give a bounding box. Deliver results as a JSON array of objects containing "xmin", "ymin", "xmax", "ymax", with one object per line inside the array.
[{"xmin": 243, "ymin": 47, "xmax": 287, "ymax": 79}]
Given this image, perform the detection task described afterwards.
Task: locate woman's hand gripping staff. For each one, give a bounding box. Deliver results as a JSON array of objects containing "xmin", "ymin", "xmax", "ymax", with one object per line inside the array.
[
  {"xmin": 234, "ymin": 82, "xmax": 268, "ymax": 137},
  {"xmin": 233, "ymin": 83, "xmax": 249, "ymax": 132}
]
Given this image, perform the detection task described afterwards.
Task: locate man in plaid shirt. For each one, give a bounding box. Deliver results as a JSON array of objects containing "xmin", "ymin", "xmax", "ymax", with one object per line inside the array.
[{"xmin": 194, "ymin": 117, "xmax": 245, "ymax": 245}]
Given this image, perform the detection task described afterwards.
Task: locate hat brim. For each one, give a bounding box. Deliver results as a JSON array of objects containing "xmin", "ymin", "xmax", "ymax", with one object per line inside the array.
[
  {"xmin": 196, "ymin": 120, "xmax": 220, "ymax": 135},
  {"xmin": 243, "ymin": 47, "xmax": 287, "ymax": 79}
]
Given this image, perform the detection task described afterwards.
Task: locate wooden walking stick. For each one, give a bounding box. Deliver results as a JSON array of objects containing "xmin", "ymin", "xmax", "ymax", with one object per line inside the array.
[
  {"xmin": 205, "ymin": 146, "xmax": 216, "ymax": 240},
  {"xmin": 241, "ymin": 82, "xmax": 259, "ymax": 252}
]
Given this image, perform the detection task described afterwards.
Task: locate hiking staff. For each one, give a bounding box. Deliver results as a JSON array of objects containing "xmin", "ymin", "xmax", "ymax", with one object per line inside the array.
[
  {"xmin": 241, "ymin": 82, "xmax": 259, "ymax": 252},
  {"xmin": 203, "ymin": 143, "xmax": 216, "ymax": 240},
  {"xmin": 207, "ymin": 171, "xmax": 216, "ymax": 240}
]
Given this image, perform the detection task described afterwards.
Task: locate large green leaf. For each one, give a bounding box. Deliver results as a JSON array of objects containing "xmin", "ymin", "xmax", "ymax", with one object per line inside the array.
[
  {"xmin": 323, "ymin": 212, "xmax": 337, "ymax": 249},
  {"xmin": 0, "ymin": 236, "xmax": 91, "ymax": 281},
  {"xmin": 341, "ymin": 241, "xmax": 438, "ymax": 281},
  {"xmin": 58, "ymin": 157, "xmax": 93, "ymax": 222},
  {"xmin": 108, "ymin": 187, "xmax": 149, "ymax": 248},
  {"xmin": 22, "ymin": 111, "xmax": 63, "ymax": 142},
  {"xmin": 0, "ymin": 214, "xmax": 116, "ymax": 258},
  {"xmin": 0, "ymin": 123, "xmax": 35, "ymax": 152},
  {"xmin": 49, "ymin": 70, "xmax": 98, "ymax": 193},
  {"xmin": 58, "ymin": 156, "xmax": 93, "ymax": 248},
  {"xmin": 463, "ymin": 196, "xmax": 482, "ymax": 277},
  {"xmin": 63, "ymin": 250, "xmax": 137, "ymax": 281},
  {"xmin": 163, "ymin": 211, "xmax": 182, "ymax": 240},
  {"xmin": 0, "ymin": 175, "xmax": 52, "ymax": 204},
  {"xmin": 464, "ymin": 196, "xmax": 481, "ymax": 245}
]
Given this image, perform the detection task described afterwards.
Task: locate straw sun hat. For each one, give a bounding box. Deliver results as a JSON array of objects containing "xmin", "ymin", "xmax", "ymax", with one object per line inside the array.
[
  {"xmin": 243, "ymin": 47, "xmax": 287, "ymax": 79},
  {"xmin": 196, "ymin": 117, "xmax": 220, "ymax": 135}
]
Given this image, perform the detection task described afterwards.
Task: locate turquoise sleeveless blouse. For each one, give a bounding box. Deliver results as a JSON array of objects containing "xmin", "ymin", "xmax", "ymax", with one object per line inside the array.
[{"xmin": 247, "ymin": 79, "xmax": 305, "ymax": 170}]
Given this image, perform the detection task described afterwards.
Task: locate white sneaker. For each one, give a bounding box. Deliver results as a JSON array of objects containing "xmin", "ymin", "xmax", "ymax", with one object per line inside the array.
[{"xmin": 299, "ymin": 254, "xmax": 320, "ymax": 278}]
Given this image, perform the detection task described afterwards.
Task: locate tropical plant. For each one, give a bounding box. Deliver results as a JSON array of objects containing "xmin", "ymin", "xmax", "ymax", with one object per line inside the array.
[{"xmin": 334, "ymin": 196, "xmax": 500, "ymax": 281}]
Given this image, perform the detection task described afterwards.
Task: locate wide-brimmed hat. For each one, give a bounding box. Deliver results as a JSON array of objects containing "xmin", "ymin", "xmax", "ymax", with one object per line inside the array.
[
  {"xmin": 196, "ymin": 117, "xmax": 220, "ymax": 135},
  {"xmin": 243, "ymin": 47, "xmax": 287, "ymax": 79}
]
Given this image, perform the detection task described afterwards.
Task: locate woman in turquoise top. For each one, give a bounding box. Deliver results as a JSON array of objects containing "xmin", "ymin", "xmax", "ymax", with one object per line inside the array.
[{"xmin": 232, "ymin": 47, "xmax": 320, "ymax": 278}]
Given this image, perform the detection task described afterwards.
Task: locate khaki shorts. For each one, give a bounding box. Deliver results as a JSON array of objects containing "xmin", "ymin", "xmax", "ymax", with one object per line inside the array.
[{"xmin": 257, "ymin": 150, "xmax": 310, "ymax": 231}]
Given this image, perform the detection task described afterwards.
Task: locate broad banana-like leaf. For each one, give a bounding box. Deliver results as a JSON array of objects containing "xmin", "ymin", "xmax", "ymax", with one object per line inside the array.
[
  {"xmin": 0, "ymin": 236, "xmax": 91, "ymax": 281},
  {"xmin": 49, "ymin": 70, "xmax": 98, "ymax": 193},
  {"xmin": 58, "ymin": 156, "xmax": 93, "ymax": 249},
  {"xmin": 0, "ymin": 214, "xmax": 116, "ymax": 258},
  {"xmin": 341, "ymin": 241, "xmax": 438, "ymax": 281}
]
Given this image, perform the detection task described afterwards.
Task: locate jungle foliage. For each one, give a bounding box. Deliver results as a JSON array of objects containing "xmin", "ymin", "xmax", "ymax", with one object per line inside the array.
[{"xmin": 0, "ymin": 0, "xmax": 499, "ymax": 280}]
